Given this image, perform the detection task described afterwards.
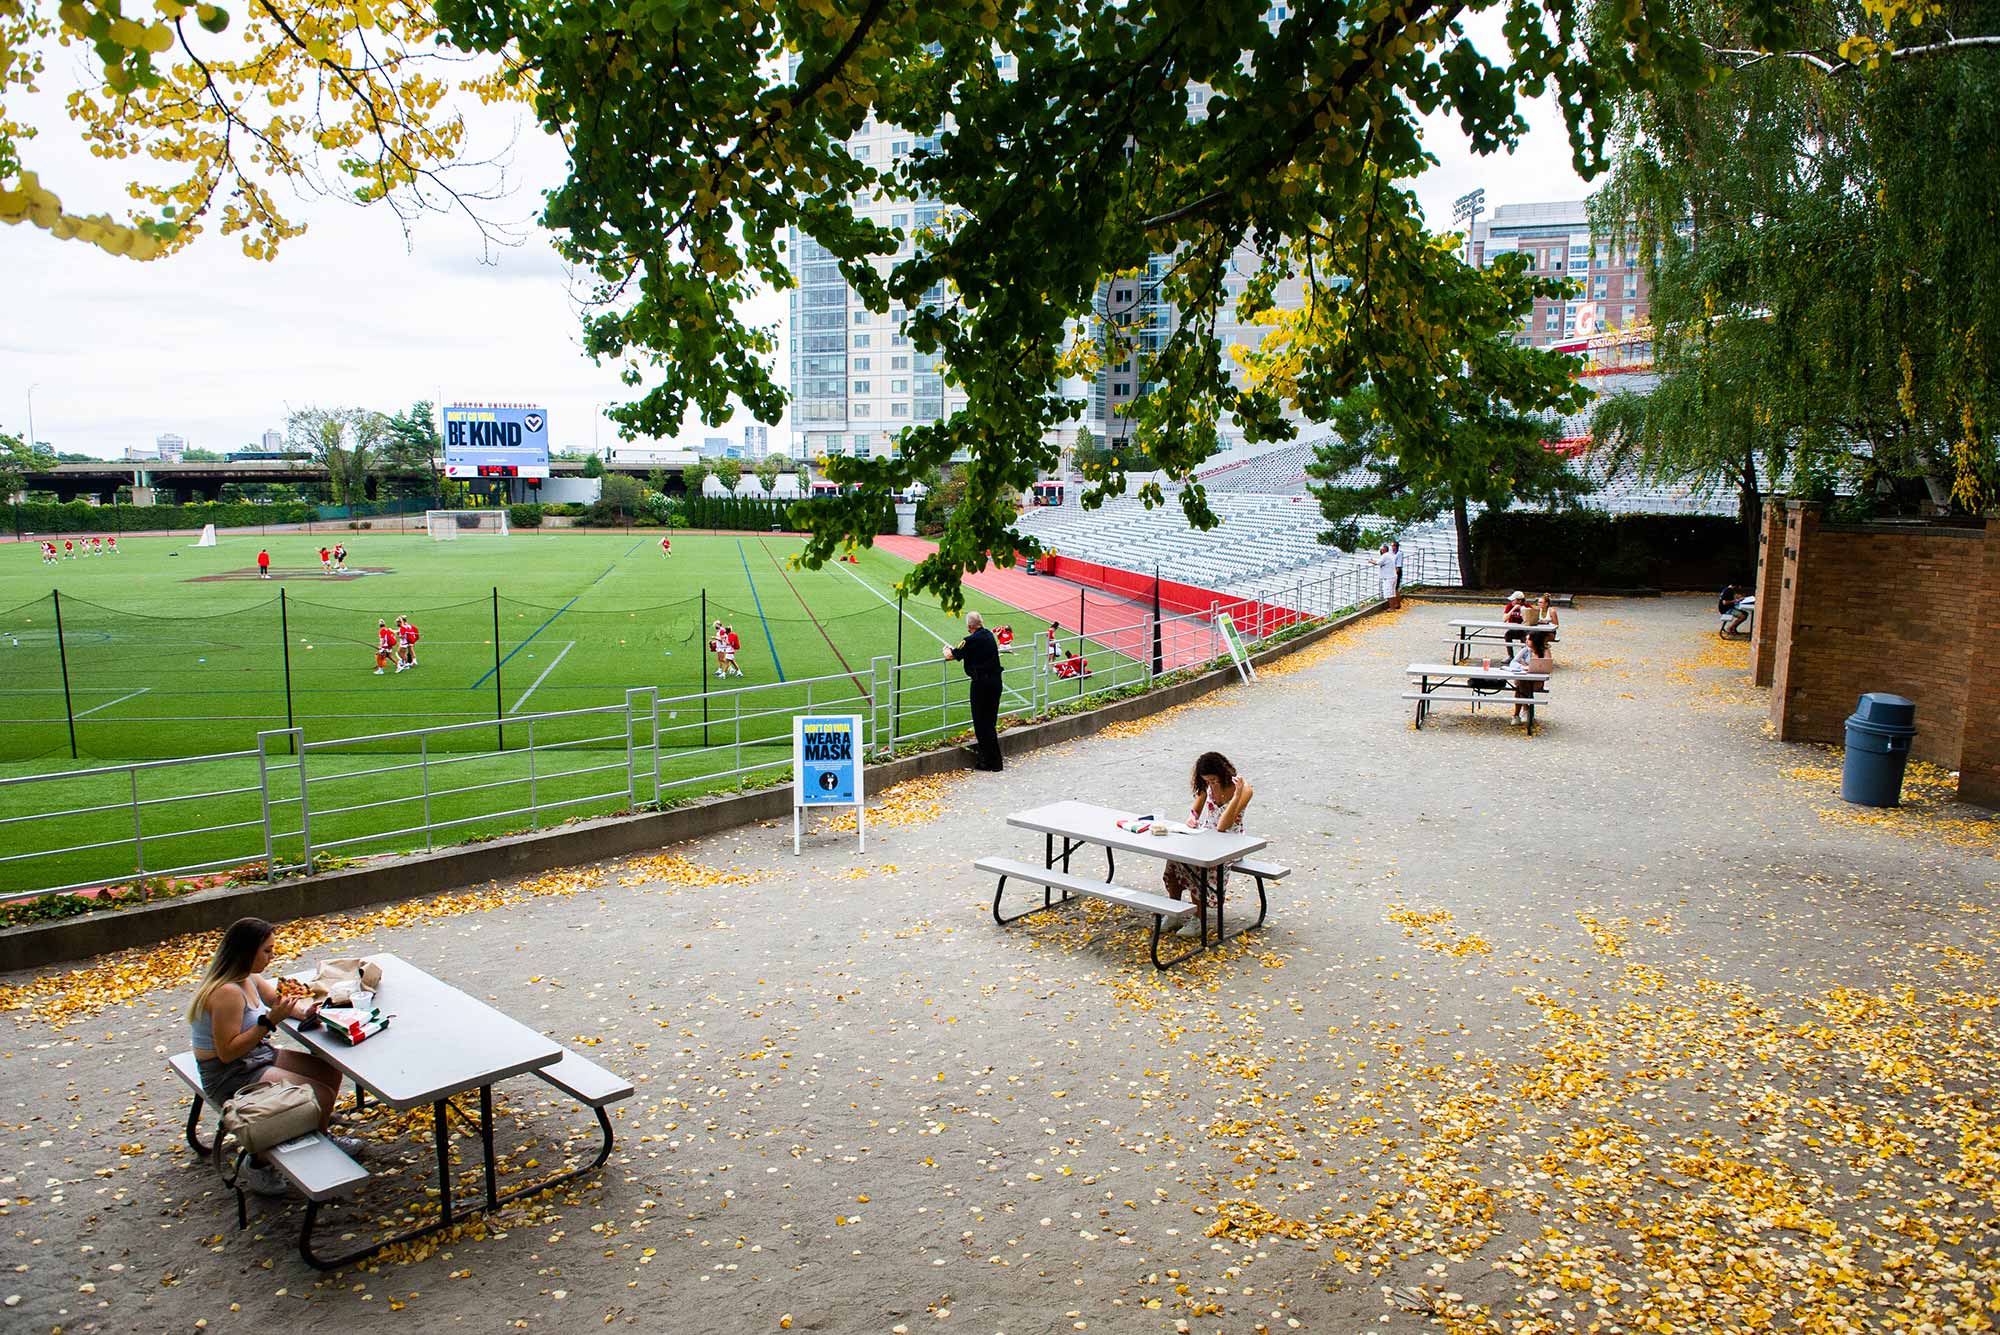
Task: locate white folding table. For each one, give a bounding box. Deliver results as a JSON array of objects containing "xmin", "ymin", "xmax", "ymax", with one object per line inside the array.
[
  {"xmin": 1001, "ymin": 799, "xmax": 1269, "ymax": 968},
  {"xmin": 1448, "ymin": 618, "xmax": 1561, "ymax": 664},
  {"xmin": 280, "ymin": 953, "xmax": 616, "ymax": 1267}
]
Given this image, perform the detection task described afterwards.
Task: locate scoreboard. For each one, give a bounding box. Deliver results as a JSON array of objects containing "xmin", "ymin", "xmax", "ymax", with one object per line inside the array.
[{"xmin": 442, "ymin": 404, "xmax": 550, "ymax": 479}]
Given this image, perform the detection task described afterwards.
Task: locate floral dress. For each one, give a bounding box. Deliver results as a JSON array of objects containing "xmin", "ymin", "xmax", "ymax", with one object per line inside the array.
[{"xmin": 1163, "ymin": 781, "xmax": 1246, "ymax": 911}]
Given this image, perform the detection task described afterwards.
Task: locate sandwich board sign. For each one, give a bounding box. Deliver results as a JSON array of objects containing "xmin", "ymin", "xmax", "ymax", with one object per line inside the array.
[
  {"xmin": 794, "ymin": 714, "xmax": 864, "ymax": 854},
  {"xmin": 1216, "ymin": 612, "xmax": 1257, "ymax": 683}
]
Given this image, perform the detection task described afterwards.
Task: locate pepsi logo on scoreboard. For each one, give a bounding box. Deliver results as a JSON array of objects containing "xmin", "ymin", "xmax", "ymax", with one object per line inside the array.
[{"xmin": 443, "ymin": 404, "xmax": 551, "ymax": 479}]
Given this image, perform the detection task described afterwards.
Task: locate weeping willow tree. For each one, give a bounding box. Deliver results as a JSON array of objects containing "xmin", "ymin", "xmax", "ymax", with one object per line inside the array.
[{"xmin": 1590, "ymin": 0, "xmax": 2000, "ymax": 564}]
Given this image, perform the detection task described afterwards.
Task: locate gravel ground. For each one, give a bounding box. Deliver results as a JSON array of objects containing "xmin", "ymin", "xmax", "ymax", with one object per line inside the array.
[{"xmin": 3, "ymin": 595, "xmax": 1997, "ymax": 1335}]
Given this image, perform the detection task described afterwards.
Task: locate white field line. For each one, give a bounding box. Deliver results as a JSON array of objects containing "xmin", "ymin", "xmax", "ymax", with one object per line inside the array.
[
  {"xmin": 72, "ymin": 687, "xmax": 151, "ymax": 718},
  {"xmin": 507, "ymin": 640, "xmax": 576, "ymax": 715},
  {"xmin": 830, "ymin": 558, "xmax": 953, "ymax": 649}
]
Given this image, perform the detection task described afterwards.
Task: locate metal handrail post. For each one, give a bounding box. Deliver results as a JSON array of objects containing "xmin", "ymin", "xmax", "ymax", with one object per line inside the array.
[
  {"xmin": 870, "ymin": 656, "xmax": 893, "ymax": 756},
  {"xmin": 254, "ymin": 731, "xmax": 277, "ymax": 879},
  {"xmin": 527, "ymin": 718, "xmax": 538, "ymax": 823},
  {"xmin": 733, "ymin": 696, "xmax": 742, "ymax": 790},
  {"xmin": 130, "ymin": 767, "xmax": 145, "ymax": 879},
  {"xmin": 421, "ymin": 733, "xmax": 434, "ymax": 851},
  {"xmin": 290, "ymin": 728, "xmax": 313, "ymax": 874}
]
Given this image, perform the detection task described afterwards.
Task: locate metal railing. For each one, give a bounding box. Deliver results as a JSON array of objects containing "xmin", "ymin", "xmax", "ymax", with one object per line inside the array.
[{"xmin": 0, "ymin": 591, "xmax": 1373, "ymax": 903}]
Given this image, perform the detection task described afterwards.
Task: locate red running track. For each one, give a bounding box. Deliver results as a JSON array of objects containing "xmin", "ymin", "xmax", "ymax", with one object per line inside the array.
[{"xmin": 872, "ymin": 534, "xmax": 1218, "ymax": 671}]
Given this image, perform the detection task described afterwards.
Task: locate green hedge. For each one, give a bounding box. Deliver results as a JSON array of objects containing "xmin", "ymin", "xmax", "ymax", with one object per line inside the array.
[
  {"xmin": 682, "ymin": 493, "xmax": 800, "ymax": 530},
  {"xmin": 10, "ymin": 500, "xmax": 316, "ymax": 534},
  {"xmin": 1470, "ymin": 511, "xmax": 1750, "ymax": 591},
  {"xmin": 508, "ymin": 503, "xmax": 545, "ymax": 529}
]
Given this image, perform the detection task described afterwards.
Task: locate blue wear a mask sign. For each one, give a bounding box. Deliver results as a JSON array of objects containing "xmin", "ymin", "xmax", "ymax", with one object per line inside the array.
[{"xmin": 794, "ymin": 715, "xmax": 864, "ymax": 853}]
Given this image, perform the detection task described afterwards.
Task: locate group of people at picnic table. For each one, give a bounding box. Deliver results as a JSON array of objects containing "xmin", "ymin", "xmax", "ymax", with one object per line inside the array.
[{"xmin": 1483, "ymin": 590, "xmax": 1559, "ymax": 725}]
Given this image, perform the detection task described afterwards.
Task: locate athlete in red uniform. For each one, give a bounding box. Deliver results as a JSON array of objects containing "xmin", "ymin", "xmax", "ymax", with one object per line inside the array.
[
  {"xmin": 105, "ymin": 536, "xmax": 117, "ymax": 556},
  {"xmin": 41, "ymin": 542, "xmax": 57, "ymax": 564},
  {"xmin": 319, "ymin": 546, "xmax": 333, "ymax": 573},
  {"xmin": 375, "ymin": 620, "xmax": 396, "ymax": 674},
  {"xmin": 659, "ymin": 537, "xmax": 672, "ymax": 558},
  {"xmin": 62, "ymin": 539, "xmax": 73, "ymax": 560},
  {"xmin": 257, "ymin": 549, "xmax": 271, "ymax": 579},
  {"xmin": 396, "ymin": 616, "xmax": 419, "ymax": 668}
]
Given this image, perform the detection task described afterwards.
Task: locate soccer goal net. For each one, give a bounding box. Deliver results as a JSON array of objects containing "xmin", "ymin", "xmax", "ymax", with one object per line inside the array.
[
  {"xmin": 426, "ymin": 509, "xmax": 509, "ymax": 540},
  {"xmin": 193, "ymin": 523, "xmax": 218, "ymax": 547}
]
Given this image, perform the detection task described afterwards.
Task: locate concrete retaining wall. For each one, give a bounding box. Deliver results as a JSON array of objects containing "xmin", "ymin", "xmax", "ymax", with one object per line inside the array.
[{"xmin": 0, "ymin": 606, "xmax": 1378, "ymax": 974}]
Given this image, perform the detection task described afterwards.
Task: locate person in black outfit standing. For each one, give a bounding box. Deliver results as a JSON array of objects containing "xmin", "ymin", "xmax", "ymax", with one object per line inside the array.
[{"xmin": 945, "ymin": 610, "xmax": 1004, "ymax": 771}]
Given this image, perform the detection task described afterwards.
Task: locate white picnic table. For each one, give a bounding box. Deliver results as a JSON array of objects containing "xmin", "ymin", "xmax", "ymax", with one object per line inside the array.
[
  {"xmin": 1406, "ymin": 661, "xmax": 1552, "ymax": 734},
  {"xmin": 276, "ymin": 953, "xmax": 625, "ymax": 1267},
  {"xmin": 986, "ymin": 799, "xmax": 1274, "ymax": 968},
  {"xmin": 1448, "ymin": 618, "xmax": 1561, "ymax": 664}
]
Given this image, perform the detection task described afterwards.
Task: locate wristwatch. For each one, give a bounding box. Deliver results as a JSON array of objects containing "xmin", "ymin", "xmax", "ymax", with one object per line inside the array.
[{"xmin": 257, "ymin": 1014, "xmax": 275, "ymax": 1033}]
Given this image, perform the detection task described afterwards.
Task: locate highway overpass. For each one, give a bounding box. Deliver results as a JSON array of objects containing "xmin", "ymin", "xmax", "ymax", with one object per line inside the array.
[{"xmin": 19, "ymin": 456, "xmax": 714, "ymax": 503}]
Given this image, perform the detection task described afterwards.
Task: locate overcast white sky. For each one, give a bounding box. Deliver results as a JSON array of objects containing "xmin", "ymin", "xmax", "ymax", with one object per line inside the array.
[{"xmin": 0, "ymin": 18, "xmax": 1591, "ymax": 461}]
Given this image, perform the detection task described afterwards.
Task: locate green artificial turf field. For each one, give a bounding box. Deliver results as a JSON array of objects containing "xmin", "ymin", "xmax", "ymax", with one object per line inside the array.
[{"xmin": 0, "ymin": 529, "xmax": 1149, "ymax": 896}]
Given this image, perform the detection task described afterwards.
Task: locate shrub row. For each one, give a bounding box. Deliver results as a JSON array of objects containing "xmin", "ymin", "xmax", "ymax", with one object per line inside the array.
[
  {"xmin": 10, "ymin": 500, "xmax": 317, "ymax": 534},
  {"xmin": 1470, "ymin": 511, "xmax": 1750, "ymax": 590}
]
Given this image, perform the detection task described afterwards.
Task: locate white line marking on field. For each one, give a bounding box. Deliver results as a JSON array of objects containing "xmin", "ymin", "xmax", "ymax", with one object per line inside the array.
[
  {"xmin": 507, "ymin": 640, "xmax": 576, "ymax": 715},
  {"xmin": 73, "ymin": 687, "xmax": 151, "ymax": 718},
  {"xmin": 72, "ymin": 687, "xmax": 151, "ymax": 719},
  {"xmin": 830, "ymin": 559, "xmax": 952, "ymax": 648}
]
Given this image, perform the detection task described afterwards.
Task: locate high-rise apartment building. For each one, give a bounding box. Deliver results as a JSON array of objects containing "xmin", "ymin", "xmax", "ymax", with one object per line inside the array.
[
  {"xmin": 261, "ymin": 428, "xmax": 283, "ymax": 452},
  {"xmin": 742, "ymin": 423, "xmax": 771, "ymax": 459},
  {"xmin": 787, "ymin": 14, "xmax": 1301, "ymax": 464},
  {"xmin": 155, "ymin": 432, "xmax": 187, "ymax": 462},
  {"xmin": 787, "ymin": 113, "xmax": 960, "ymax": 463},
  {"xmin": 1468, "ymin": 199, "xmax": 1658, "ymax": 347}
]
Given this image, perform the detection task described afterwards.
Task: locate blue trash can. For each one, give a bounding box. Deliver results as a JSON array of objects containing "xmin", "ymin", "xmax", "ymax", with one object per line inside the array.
[{"xmin": 1841, "ymin": 693, "xmax": 1917, "ymax": 807}]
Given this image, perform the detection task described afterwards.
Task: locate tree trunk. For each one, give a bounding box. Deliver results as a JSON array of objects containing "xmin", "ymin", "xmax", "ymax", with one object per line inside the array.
[
  {"xmin": 1453, "ymin": 491, "xmax": 1474, "ymax": 589},
  {"xmin": 1738, "ymin": 451, "xmax": 1761, "ymax": 581}
]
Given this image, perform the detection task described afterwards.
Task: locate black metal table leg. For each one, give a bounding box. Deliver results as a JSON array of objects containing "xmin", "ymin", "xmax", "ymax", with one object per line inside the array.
[
  {"xmin": 432, "ymin": 1099, "xmax": 453, "ymax": 1223},
  {"xmin": 185, "ymin": 1094, "xmax": 212, "ymax": 1155},
  {"xmin": 993, "ymin": 870, "xmax": 1077, "ymax": 926},
  {"xmin": 480, "ymin": 1085, "xmax": 498, "ymax": 1209},
  {"xmin": 294, "ymin": 1085, "xmax": 619, "ymax": 1272}
]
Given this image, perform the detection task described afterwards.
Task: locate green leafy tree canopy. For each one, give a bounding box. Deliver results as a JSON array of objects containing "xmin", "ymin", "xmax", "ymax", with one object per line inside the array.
[{"xmin": 431, "ymin": 0, "xmax": 1742, "ymax": 607}]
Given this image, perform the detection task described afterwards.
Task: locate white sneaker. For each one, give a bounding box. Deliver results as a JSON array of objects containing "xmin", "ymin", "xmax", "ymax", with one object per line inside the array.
[
  {"xmin": 373, "ymin": 668, "xmax": 384, "ymax": 675},
  {"xmin": 1175, "ymin": 918, "xmax": 1204, "ymax": 939},
  {"xmin": 1510, "ymin": 715, "xmax": 1524, "ymax": 726},
  {"xmin": 329, "ymin": 1135, "xmax": 370, "ymax": 1158}
]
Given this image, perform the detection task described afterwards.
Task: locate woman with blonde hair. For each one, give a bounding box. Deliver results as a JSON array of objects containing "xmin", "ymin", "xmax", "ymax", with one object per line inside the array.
[{"xmin": 188, "ymin": 918, "xmax": 357, "ymax": 1193}]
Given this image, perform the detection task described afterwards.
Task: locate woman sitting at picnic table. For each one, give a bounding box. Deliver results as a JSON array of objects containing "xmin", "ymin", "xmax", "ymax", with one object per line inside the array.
[
  {"xmin": 1163, "ymin": 752, "xmax": 1253, "ymax": 939},
  {"xmin": 188, "ymin": 917, "xmax": 360, "ymax": 1193},
  {"xmin": 1507, "ymin": 630, "xmax": 1555, "ymax": 726}
]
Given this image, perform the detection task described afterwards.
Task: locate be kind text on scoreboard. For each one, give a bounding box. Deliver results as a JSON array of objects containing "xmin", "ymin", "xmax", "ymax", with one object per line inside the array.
[{"xmin": 442, "ymin": 404, "xmax": 550, "ymax": 479}]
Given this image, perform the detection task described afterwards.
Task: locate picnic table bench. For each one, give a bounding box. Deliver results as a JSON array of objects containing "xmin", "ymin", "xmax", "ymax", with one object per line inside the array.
[
  {"xmin": 980, "ymin": 799, "xmax": 1289, "ymax": 969},
  {"xmin": 1406, "ymin": 662, "xmax": 1552, "ymax": 734},
  {"xmin": 1448, "ymin": 619, "xmax": 1562, "ymax": 664},
  {"xmin": 169, "ymin": 953, "xmax": 632, "ymax": 1269}
]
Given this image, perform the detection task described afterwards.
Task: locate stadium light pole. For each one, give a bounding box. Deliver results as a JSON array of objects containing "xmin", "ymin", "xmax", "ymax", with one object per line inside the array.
[
  {"xmin": 1453, "ymin": 188, "xmax": 1486, "ymax": 265},
  {"xmin": 25, "ymin": 382, "xmax": 37, "ymax": 454}
]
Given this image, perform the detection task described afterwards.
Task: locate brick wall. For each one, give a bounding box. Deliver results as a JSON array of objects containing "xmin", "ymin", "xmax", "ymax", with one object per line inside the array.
[
  {"xmin": 1751, "ymin": 498, "xmax": 1785, "ymax": 686},
  {"xmin": 1959, "ymin": 531, "xmax": 2000, "ymax": 806},
  {"xmin": 1768, "ymin": 503, "xmax": 1988, "ymax": 771}
]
